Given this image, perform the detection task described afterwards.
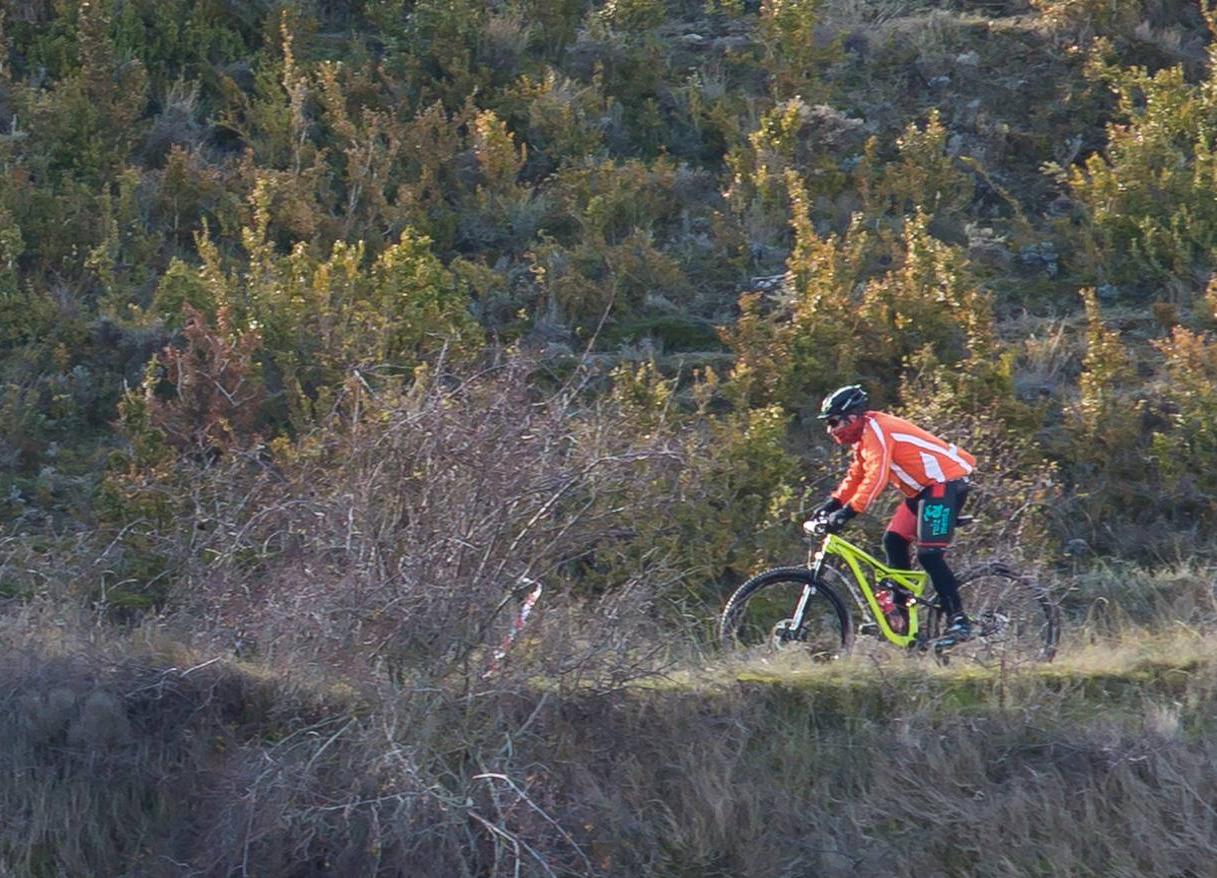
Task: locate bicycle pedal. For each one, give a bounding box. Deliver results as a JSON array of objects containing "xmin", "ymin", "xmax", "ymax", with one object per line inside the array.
[
  {"xmin": 933, "ymin": 632, "xmax": 971, "ymax": 654},
  {"xmin": 858, "ymin": 621, "xmax": 880, "ymax": 637}
]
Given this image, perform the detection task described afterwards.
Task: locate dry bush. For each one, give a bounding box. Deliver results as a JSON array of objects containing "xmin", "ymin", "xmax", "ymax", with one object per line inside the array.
[
  {"xmin": 0, "ymin": 621, "xmax": 599, "ymax": 877},
  {"xmin": 105, "ymin": 355, "xmax": 706, "ymax": 688},
  {"xmin": 1063, "ymin": 560, "xmax": 1217, "ymax": 638}
]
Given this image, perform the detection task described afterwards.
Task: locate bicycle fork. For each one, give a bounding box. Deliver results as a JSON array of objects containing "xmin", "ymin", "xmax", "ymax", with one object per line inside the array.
[{"xmin": 779, "ymin": 543, "xmax": 831, "ymax": 641}]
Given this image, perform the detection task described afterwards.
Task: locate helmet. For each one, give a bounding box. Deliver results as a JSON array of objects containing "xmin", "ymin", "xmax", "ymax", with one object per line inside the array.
[{"xmin": 817, "ymin": 385, "xmax": 869, "ymax": 421}]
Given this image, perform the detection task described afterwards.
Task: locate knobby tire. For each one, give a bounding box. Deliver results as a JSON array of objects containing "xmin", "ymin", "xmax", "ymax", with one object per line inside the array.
[
  {"xmin": 943, "ymin": 560, "xmax": 1060, "ymax": 664},
  {"xmin": 719, "ymin": 567, "xmax": 853, "ymax": 661}
]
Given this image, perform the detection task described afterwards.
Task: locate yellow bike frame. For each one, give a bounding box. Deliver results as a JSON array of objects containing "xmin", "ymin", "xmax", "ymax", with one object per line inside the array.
[{"xmin": 812, "ymin": 532, "xmax": 932, "ymax": 648}]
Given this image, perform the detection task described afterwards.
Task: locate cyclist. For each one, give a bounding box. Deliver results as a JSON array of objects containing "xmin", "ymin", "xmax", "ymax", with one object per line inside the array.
[{"xmin": 805, "ymin": 385, "xmax": 976, "ymax": 645}]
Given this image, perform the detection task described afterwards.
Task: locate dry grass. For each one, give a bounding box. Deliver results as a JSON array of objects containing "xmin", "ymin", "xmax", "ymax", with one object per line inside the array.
[{"xmin": 3, "ymin": 590, "xmax": 1217, "ymax": 877}]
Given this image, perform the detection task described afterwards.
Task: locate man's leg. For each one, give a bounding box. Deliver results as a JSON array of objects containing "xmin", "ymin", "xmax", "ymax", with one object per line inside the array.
[
  {"xmin": 884, "ymin": 531, "xmax": 912, "ymax": 569},
  {"xmin": 884, "ymin": 499, "xmax": 918, "ymax": 569},
  {"xmin": 917, "ymin": 548, "xmax": 962, "ymax": 617},
  {"xmin": 917, "ymin": 480, "xmax": 970, "ymax": 639}
]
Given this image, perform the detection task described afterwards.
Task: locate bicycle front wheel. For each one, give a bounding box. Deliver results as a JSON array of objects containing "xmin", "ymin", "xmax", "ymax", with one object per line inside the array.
[
  {"xmin": 719, "ymin": 567, "xmax": 853, "ymax": 661},
  {"xmin": 951, "ymin": 561, "xmax": 1060, "ymax": 664}
]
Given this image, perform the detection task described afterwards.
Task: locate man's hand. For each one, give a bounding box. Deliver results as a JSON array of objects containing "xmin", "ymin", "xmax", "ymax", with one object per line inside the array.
[
  {"xmin": 824, "ymin": 506, "xmax": 857, "ymax": 533},
  {"xmin": 811, "ymin": 497, "xmax": 843, "ymax": 519},
  {"xmin": 802, "ymin": 502, "xmax": 855, "ymax": 537}
]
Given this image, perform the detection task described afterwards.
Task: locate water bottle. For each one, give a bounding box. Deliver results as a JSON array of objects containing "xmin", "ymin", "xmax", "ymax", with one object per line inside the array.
[
  {"xmin": 876, "ymin": 584, "xmax": 908, "ymax": 634},
  {"xmin": 875, "ymin": 588, "xmax": 896, "ymax": 616}
]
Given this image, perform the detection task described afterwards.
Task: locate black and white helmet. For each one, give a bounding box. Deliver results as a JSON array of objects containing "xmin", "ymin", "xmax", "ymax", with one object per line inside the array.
[{"xmin": 817, "ymin": 385, "xmax": 868, "ymax": 420}]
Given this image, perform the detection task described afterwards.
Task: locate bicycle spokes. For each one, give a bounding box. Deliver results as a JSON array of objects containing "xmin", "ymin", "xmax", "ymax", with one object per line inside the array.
[{"xmin": 719, "ymin": 569, "xmax": 850, "ymax": 661}]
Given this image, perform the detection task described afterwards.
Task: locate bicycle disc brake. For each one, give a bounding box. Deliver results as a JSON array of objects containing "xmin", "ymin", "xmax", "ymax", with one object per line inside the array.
[
  {"xmin": 770, "ymin": 619, "xmax": 807, "ymax": 650},
  {"xmin": 977, "ymin": 610, "xmax": 1010, "ymax": 639}
]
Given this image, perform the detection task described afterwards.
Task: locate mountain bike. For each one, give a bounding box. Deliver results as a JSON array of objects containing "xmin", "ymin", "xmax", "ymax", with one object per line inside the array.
[{"xmin": 718, "ymin": 517, "xmax": 1059, "ymax": 664}]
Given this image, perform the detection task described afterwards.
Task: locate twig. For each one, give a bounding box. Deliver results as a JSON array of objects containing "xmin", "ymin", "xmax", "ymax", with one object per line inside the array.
[{"xmin": 473, "ymin": 772, "xmax": 594, "ymax": 875}]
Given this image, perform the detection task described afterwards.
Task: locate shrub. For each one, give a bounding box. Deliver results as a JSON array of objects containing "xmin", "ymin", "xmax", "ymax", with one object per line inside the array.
[
  {"xmin": 17, "ymin": 0, "xmax": 149, "ymax": 186},
  {"xmin": 1032, "ymin": 0, "xmax": 1139, "ymax": 40},
  {"xmin": 501, "ymin": 68, "xmax": 612, "ymax": 165},
  {"xmin": 1069, "ymin": 288, "xmax": 1140, "ymax": 468},
  {"xmin": 103, "ymin": 357, "xmax": 707, "ymax": 672},
  {"xmin": 600, "ymin": 0, "xmax": 669, "ymax": 33},
  {"xmin": 1149, "ymin": 326, "xmax": 1217, "ymax": 517},
  {"xmin": 529, "ymin": 230, "xmax": 694, "ymax": 330},
  {"xmin": 725, "ymin": 173, "xmax": 993, "ymax": 415},
  {"xmin": 759, "ymin": 0, "xmax": 837, "ymax": 101},
  {"xmin": 140, "ymin": 305, "xmax": 265, "ymax": 457},
  {"xmin": 861, "ymin": 109, "xmax": 975, "ymax": 232},
  {"xmin": 1057, "ymin": 289, "xmax": 1168, "ymax": 555},
  {"xmin": 1057, "ymin": 25, "xmax": 1217, "ymax": 296},
  {"xmin": 725, "ymin": 99, "xmax": 861, "ymax": 236}
]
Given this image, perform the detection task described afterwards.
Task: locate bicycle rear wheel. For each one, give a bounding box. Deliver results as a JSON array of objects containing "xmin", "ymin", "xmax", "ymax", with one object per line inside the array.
[
  {"xmin": 946, "ymin": 561, "xmax": 1059, "ymax": 664},
  {"xmin": 719, "ymin": 567, "xmax": 853, "ymax": 661}
]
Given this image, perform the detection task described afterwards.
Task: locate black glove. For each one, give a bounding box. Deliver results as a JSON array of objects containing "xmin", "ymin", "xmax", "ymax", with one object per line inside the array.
[
  {"xmin": 824, "ymin": 506, "xmax": 857, "ymax": 533},
  {"xmin": 812, "ymin": 497, "xmax": 843, "ymax": 519}
]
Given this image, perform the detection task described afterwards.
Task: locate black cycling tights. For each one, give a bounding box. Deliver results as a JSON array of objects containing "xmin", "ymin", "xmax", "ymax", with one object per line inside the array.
[{"xmin": 884, "ymin": 533, "xmax": 963, "ymax": 618}]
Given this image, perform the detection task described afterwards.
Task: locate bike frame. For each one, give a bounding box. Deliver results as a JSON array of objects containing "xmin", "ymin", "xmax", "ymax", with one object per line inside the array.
[{"xmin": 808, "ymin": 532, "xmax": 933, "ymax": 648}]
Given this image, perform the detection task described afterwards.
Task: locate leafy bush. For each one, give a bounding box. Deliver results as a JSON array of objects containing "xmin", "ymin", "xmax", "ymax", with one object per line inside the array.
[
  {"xmin": 725, "ymin": 172, "xmax": 993, "ymax": 415},
  {"xmin": 759, "ymin": 0, "xmax": 837, "ymax": 100},
  {"xmin": 860, "ymin": 110, "xmax": 975, "ymax": 232},
  {"xmin": 1149, "ymin": 326, "xmax": 1217, "ymax": 517},
  {"xmin": 1031, "ymin": 0, "xmax": 1148, "ymax": 43},
  {"xmin": 601, "ymin": 0, "xmax": 670, "ymax": 33},
  {"xmin": 1056, "ymin": 289, "xmax": 1182, "ymax": 555},
  {"xmin": 1058, "ymin": 26, "xmax": 1217, "ymax": 296}
]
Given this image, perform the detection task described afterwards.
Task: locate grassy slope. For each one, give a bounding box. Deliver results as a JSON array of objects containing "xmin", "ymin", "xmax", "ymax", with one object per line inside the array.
[
  {"xmin": 5, "ymin": 616, "xmax": 1217, "ymax": 877},
  {"xmin": 5, "ymin": 2, "xmax": 1217, "ymax": 875}
]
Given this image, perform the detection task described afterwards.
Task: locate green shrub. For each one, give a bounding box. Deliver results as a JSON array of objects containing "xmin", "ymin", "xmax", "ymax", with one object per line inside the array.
[
  {"xmin": 861, "ymin": 109, "xmax": 975, "ymax": 231},
  {"xmin": 1149, "ymin": 326, "xmax": 1217, "ymax": 516},
  {"xmin": 1031, "ymin": 0, "xmax": 1156, "ymax": 46},
  {"xmin": 601, "ymin": 362, "xmax": 805, "ymax": 591},
  {"xmin": 725, "ymin": 173, "xmax": 993, "ymax": 415},
  {"xmin": 759, "ymin": 0, "xmax": 837, "ymax": 101},
  {"xmin": 501, "ymin": 68, "xmax": 612, "ymax": 164},
  {"xmin": 1057, "ymin": 26, "xmax": 1217, "ymax": 295},
  {"xmin": 724, "ymin": 98, "xmax": 859, "ymax": 247},
  {"xmin": 17, "ymin": 0, "xmax": 149, "ymax": 186},
  {"xmin": 600, "ymin": 0, "xmax": 669, "ymax": 33},
  {"xmin": 1069, "ymin": 288, "xmax": 1140, "ymax": 470},
  {"xmin": 1055, "ymin": 289, "xmax": 1178, "ymax": 555}
]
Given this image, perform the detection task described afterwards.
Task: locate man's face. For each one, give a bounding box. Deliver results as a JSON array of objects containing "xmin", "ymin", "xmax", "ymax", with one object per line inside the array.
[{"xmin": 826, "ymin": 412, "xmax": 864, "ymax": 445}]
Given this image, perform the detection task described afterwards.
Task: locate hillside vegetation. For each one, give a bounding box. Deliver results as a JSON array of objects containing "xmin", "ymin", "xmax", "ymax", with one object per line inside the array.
[{"xmin": 3, "ymin": 0, "xmax": 1217, "ymax": 874}]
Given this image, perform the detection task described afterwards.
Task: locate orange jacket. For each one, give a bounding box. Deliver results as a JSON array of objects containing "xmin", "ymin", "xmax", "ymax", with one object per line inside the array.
[{"xmin": 831, "ymin": 412, "xmax": 976, "ymax": 514}]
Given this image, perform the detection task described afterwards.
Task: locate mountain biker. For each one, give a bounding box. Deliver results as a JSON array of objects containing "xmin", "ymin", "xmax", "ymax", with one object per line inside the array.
[{"xmin": 805, "ymin": 385, "xmax": 976, "ymax": 645}]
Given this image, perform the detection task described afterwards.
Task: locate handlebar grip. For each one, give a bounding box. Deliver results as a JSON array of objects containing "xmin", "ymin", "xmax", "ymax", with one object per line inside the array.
[{"xmin": 802, "ymin": 518, "xmax": 829, "ymax": 537}]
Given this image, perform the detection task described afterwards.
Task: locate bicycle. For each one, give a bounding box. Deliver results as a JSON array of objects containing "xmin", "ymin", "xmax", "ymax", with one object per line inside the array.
[{"xmin": 718, "ymin": 516, "xmax": 1060, "ymax": 664}]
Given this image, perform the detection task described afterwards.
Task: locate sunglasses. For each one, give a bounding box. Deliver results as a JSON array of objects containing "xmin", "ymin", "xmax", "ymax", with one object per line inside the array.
[{"xmin": 825, "ymin": 415, "xmax": 846, "ymax": 428}]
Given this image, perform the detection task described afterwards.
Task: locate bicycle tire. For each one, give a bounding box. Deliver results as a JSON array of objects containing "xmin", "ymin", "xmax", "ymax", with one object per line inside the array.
[
  {"xmin": 719, "ymin": 566, "xmax": 853, "ymax": 660},
  {"xmin": 940, "ymin": 561, "xmax": 1060, "ymax": 664}
]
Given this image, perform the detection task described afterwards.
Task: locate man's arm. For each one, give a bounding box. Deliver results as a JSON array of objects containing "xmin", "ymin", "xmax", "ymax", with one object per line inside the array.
[
  {"xmin": 831, "ymin": 451, "xmax": 865, "ymax": 509},
  {"xmin": 841, "ymin": 423, "xmax": 890, "ymax": 514}
]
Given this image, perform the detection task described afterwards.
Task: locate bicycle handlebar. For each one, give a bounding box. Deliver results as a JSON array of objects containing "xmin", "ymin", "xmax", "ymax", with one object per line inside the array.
[{"xmin": 802, "ymin": 517, "xmax": 831, "ymax": 538}]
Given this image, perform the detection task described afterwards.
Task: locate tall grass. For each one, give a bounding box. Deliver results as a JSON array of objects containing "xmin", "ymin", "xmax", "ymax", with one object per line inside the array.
[{"xmin": 3, "ymin": 568, "xmax": 1217, "ymax": 877}]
